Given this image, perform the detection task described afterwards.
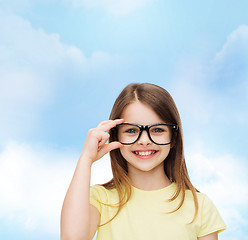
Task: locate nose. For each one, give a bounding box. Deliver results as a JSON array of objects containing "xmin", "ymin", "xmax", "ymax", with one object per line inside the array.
[{"xmin": 137, "ymin": 130, "xmax": 152, "ymax": 145}]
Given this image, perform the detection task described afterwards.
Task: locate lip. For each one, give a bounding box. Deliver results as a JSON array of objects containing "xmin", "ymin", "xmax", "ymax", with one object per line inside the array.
[{"xmin": 132, "ymin": 149, "xmax": 158, "ymax": 159}]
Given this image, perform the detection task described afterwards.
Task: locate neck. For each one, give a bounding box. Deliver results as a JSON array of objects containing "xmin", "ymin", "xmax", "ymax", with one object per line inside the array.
[{"xmin": 127, "ymin": 163, "xmax": 171, "ymax": 191}]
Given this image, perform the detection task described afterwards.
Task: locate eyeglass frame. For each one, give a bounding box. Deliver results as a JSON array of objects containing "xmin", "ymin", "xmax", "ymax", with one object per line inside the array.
[{"xmin": 111, "ymin": 123, "xmax": 178, "ymax": 145}]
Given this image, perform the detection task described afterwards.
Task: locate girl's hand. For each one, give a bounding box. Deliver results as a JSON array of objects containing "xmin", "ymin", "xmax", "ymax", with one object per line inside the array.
[{"xmin": 80, "ymin": 119, "xmax": 124, "ymax": 165}]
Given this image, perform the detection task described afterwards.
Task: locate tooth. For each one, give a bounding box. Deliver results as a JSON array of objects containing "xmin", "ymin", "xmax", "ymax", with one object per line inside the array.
[
  {"xmin": 134, "ymin": 151, "xmax": 156, "ymax": 156},
  {"xmin": 138, "ymin": 151, "xmax": 153, "ymax": 156}
]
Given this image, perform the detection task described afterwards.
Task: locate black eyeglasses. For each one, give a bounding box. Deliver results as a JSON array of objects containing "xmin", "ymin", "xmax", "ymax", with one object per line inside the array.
[{"xmin": 112, "ymin": 123, "xmax": 178, "ymax": 145}]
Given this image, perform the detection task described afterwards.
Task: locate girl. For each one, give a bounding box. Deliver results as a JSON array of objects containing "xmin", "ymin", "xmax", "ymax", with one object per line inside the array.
[{"xmin": 61, "ymin": 83, "xmax": 226, "ymax": 240}]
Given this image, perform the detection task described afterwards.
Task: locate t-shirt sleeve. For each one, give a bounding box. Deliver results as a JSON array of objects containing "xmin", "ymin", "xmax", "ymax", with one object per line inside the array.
[
  {"xmin": 90, "ymin": 185, "xmax": 103, "ymax": 214},
  {"xmin": 198, "ymin": 194, "xmax": 227, "ymax": 237}
]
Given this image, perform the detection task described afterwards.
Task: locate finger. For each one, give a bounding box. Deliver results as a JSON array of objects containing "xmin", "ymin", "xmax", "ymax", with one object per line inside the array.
[
  {"xmin": 97, "ymin": 120, "xmax": 113, "ymax": 128},
  {"xmin": 99, "ymin": 119, "xmax": 124, "ymax": 132},
  {"xmin": 97, "ymin": 142, "xmax": 123, "ymax": 159},
  {"xmin": 97, "ymin": 132, "xmax": 110, "ymax": 149},
  {"xmin": 98, "ymin": 119, "xmax": 124, "ymax": 127}
]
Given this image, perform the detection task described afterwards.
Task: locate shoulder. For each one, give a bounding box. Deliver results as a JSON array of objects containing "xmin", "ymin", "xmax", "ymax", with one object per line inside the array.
[
  {"xmin": 184, "ymin": 190, "xmax": 222, "ymax": 215},
  {"xmin": 184, "ymin": 189, "xmax": 214, "ymax": 205},
  {"xmin": 90, "ymin": 184, "xmax": 118, "ymax": 202},
  {"xmin": 90, "ymin": 185, "xmax": 118, "ymax": 214},
  {"xmin": 196, "ymin": 192, "xmax": 208, "ymax": 204},
  {"xmin": 90, "ymin": 184, "xmax": 108, "ymax": 194},
  {"xmin": 184, "ymin": 189, "xmax": 226, "ymax": 236},
  {"xmin": 90, "ymin": 184, "xmax": 117, "ymax": 193},
  {"xmin": 183, "ymin": 188, "xmax": 206, "ymax": 204},
  {"xmin": 90, "ymin": 185, "xmax": 109, "ymax": 198},
  {"xmin": 195, "ymin": 192, "xmax": 227, "ymax": 236},
  {"xmin": 195, "ymin": 192, "xmax": 219, "ymax": 212}
]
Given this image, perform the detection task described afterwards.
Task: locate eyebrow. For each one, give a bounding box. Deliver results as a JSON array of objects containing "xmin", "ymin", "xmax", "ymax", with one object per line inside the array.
[{"xmin": 123, "ymin": 122, "xmax": 167, "ymax": 125}]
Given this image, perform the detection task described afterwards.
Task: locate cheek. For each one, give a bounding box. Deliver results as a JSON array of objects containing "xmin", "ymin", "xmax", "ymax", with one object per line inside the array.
[
  {"xmin": 161, "ymin": 146, "xmax": 171, "ymax": 158},
  {"xmin": 120, "ymin": 147, "xmax": 131, "ymax": 160}
]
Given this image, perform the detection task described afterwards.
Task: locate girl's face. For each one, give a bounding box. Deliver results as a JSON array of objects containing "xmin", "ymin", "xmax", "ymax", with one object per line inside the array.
[{"xmin": 119, "ymin": 101, "xmax": 172, "ymax": 175}]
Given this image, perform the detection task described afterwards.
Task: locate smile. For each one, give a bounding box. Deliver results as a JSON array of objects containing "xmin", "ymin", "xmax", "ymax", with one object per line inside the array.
[{"xmin": 133, "ymin": 150, "xmax": 158, "ymax": 156}]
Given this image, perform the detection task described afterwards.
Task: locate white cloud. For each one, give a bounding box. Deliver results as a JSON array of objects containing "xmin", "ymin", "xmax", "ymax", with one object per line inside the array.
[
  {"xmin": 0, "ymin": 10, "xmax": 126, "ymax": 88},
  {"xmin": 0, "ymin": 12, "xmax": 87, "ymax": 72},
  {"xmin": 215, "ymin": 25, "xmax": 248, "ymax": 63},
  {"xmin": 187, "ymin": 152, "xmax": 248, "ymax": 239},
  {"xmin": 0, "ymin": 141, "xmax": 112, "ymax": 235},
  {"xmin": 0, "ymin": 141, "xmax": 76, "ymax": 234},
  {"xmin": 0, "ymin": 11, "xmax": 126, "ymax": 143},
  {"xmin": 213, "ymin": 25, "xmax": 248, "ymax": 101},
  {"xmin": 169, "ymin": 25, "xmax": 248, "ymax": 238},
  {"xmin": 0, "ymin": 11, "xmax": 85, "ymax": 141},
  {"xmin": 7, "ymin": 141, "xmax": 247, "ymax": 237},
  {"xmin": 0, "ymin": 10, "xmax": 125, "ymax": 81},
  {"xmin": 91, "ymin": 153, "xmax": 113, "ymax": 185},
  {"xmin": 1, "ymin": 143, "xmax": 247, "ymax": 238},
  {"xmin": 169, "ymin": 25, "xmax": 248, "ymax": 149},
  {"xmin": 188, "ymin": 153, "xmax": 248, "ymax": 205},
  {"xmin": 65, "ymin": 0, "xmax": 156, "ymax": 16},
  {"xmin": 211, "ymin": 25, "xmax": 248, "ymax": 102}
]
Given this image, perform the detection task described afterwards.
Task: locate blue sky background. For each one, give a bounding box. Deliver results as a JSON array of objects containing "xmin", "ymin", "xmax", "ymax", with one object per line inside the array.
[{"xmin": 0, "ymin": 1, "xmax": 248, "ymax": 239}]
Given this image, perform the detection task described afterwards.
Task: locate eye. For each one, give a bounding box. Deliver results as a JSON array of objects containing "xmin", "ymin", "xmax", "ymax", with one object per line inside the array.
[
  {"xmin": 125, "ymin": 128, "xmax": 137, "ymax": 134},
  {"xmin": 152, "ymin": 128, "xmax": 164, "ymax": 133}
]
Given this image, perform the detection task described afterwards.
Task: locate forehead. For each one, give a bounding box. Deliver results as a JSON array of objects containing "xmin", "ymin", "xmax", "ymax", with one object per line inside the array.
[{"xmin": 120, "ymin": 101, "xmax": 164, "ymax": 125}]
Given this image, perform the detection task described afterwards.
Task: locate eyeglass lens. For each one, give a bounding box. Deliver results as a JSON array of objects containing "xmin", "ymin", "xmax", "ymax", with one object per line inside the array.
[{"xmin": 117, "ymin": 124, "xmax": 172, "ymax": 145}]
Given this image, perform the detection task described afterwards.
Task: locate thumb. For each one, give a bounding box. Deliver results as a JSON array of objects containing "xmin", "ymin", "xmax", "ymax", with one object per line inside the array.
[
  {"xmin": 107, "ymin": 141, "xmax": 123, "ymax": 152},
  {"xmin": 97, "ymin": 142, "xmax": 123, "ymax": 159}
]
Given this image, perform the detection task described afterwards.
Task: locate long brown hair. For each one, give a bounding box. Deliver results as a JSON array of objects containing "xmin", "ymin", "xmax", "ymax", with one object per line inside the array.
[{"xmin": 100, "ymin": 83, "xmax": 198, "ymax": 226}]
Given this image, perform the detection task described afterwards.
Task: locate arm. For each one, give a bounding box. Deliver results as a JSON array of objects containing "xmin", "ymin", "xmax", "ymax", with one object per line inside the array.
[
  {"xmin": 198, "ymin": 232, "xmax": 218, "ymax": 240},
  {"xmin": 61, "ymin": 119, "xmax": 124, "ymax": 240},
  {"xmin": 61, "ymin": 155, "xmax": 97, "ymax": 240}
]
